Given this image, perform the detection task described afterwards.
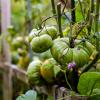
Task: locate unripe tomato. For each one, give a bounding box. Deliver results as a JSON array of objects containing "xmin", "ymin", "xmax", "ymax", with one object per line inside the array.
[
  {"xmin": 27, "ymin": 60, "xmax": 43, "ymax": 86},
  {"xmin": 51, "ymin": 38, "xmax": 94, "ymax": 68},
  {"xmin": 12, "ymin": 37, "xmax": 23, "ymax": 49},
  {"xmin": 40, "ymin": 26, "xmax": 58, "ymax": 39},
  {"xmin": 30, "ymin": 34, "xmax": 53, "ymax": 53},
  {"xmin": 28, "ymin": 29, "xmax": 39, "ymax": 42},
  {"xmin": 40, "ymin": 50, "xmax": 53, "ymax": 61},
  {"xmin": 73, "ymin": 48, "xmax": 89, "ymax": 67},
  {"xmin": 40, "ymin": 58, "xmax": 57, "ymax": 83},
  {"xmin": 28, "ymin": 26, "xmax": 57, "ymax": 43},
  {"xmin": 76, "ymin": 41, "xmax": 95, "ymax": 56}
]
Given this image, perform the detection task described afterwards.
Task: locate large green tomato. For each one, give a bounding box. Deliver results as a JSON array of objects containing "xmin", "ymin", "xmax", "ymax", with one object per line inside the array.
[
  {"xmin": 51, "ymin": 38, "xmax": 94, "ymax": 68},
  {"xmin": 27, "ymin": 60, "xmax": 43, "ymax": 86},
  {"xmin": 30, "ymin": 34, "xmax": 53, "ymax": 53}
]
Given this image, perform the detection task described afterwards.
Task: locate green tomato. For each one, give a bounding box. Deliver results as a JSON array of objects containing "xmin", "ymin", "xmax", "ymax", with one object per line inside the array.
[
  {"xmin": 51, "ymin": 38, "xmax": 93, "ymax": 68},
  {"xmin": 11, "ymin": 51, "xmax": 19, "ymax": 64},
  {"xmin": 40, "ymin": 58, "xmax": 57, "ymax": 83},
  {"xmin": 28, "ymin": 29, "xmax": 39, "ymax": 42},
  {"xmin": 51, "ymin": 38, "xmax": 69, "ymax": 63},
  {"xmin": 12, "ymin": 37, "xmax": 23, "ymax": 49},
  {"xmin": 73, "ymin": 48, "xmax": 89, "ymax": 68},
  {"xmin": 40, "ymin": 26, "xmax": 58, "ymax": 39},
  {"xmin": 30, "ymin": 34, "xmax": 53, "ymax": 53},
  {"xmin": 27, "ymin": 60, "xmax": 43, "ymax": 86},
  {"xmin": 40, "ymin": 50, "xmax": 52, "ymax": 61},
  {"xmin": 76, "ymin": 41, "xmax": 95, "ymax": 56}
]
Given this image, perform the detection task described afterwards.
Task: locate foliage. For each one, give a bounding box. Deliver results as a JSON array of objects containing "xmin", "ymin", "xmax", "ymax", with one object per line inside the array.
[
  {"xmin": 78, "ymin": 72, "xmax": 100, "ymax": 95},
  {"xmin": 16, "ymin": 90, "xmax": 37, "ymax": 100},
  {"xmin": 9, "ymin": 0, "xmax": 100, "ymax": 99}
]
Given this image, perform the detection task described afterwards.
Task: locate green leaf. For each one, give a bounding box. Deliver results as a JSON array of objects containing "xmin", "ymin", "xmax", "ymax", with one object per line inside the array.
[
  {"xmin": 91, "ymin": 89, "xmax": 100, "ymax": 95},
  {"xmin": 16, "ymin": 90, "xmax": 37, "ymax": 100},
  {"xmin": 53, "ymin": 65, "xmax": 61, "ymax": 78},
  {"xmin": 78, "ymin": 72, "xmax": 100, "ymax": 95},
  {"xmin": 89, "ymin": 94, "xmax": 100, "ymax": 100}
]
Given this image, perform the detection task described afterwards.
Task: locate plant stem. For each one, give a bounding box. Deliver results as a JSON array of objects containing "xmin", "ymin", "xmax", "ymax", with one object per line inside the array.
[
  {"xmin": 51, "ymin": 0, "xmax": 56, "ymax": 16},
  {"xmin": 95, "ymin": 0, "xmax": 100, "ymax": 33},
  {"xmin": 95, "ymin": 0, "xmax": 100, "ymax": 52},
  {"xmin": 81, "ymin": 0, "xmax": 100, "ymax": 73},
  {"xmin": 64, "ymin": 72, "xmax": 73, "ymax": 91},
  {"xmin": 71, "ymin": 0, "xmax": 76, "ymax": 24},
  {"xmin": 57, "ymin": 2, "xmax": 63, "ymax": 37},
  {"xmin": 88, "ymin": 0, "xmax": 94, "ymax": 35},
  {"xmin": 70, "ymin": 0, "xmax": 76, "ymax": 48}
]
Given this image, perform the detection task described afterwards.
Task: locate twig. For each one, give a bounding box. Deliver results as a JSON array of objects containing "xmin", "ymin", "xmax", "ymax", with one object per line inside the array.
[{"xmin": 57, "ymin": 2, "xmax": 63, "ymax": 37}]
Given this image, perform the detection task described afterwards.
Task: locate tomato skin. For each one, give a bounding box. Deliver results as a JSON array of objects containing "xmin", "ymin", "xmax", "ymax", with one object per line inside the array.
[
  {"xmin": 40, "ymin": 50, "xmax": 53, "ymax": 61},
  {"xmin": 72, "ymin": 48, "xmax": 89, "ymax": 68},
  {"xmin": 28, "ymin": 29, "xmax": 39, "ymax": 42},
  {"xmin": 12, "ymin": 37, "xmax": 23, "ymax": 49},
  {"xmin": 27, "ymin": 60, "xmax": 44, "ymax": 86},
  {"xmin": 30, "ymin": 34, "xmax": 53, "ymax": 53},
  {"xmin": 40, "ymin": 26, "xmax": 58, "ymax": 39},
  {"xmin": 40, "ymin": 58, "xmax": 57, "ymax": 83},
  {"xmin": 76, "ymin": 41, "xmax": 95, "ymax": 56},
  {"xmin": 28, "ymin": 26, "xmax": 57, "ymax": 43}
]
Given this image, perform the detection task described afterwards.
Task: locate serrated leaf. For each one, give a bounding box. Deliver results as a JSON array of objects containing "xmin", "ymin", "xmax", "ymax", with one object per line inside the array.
[{"xmin": 78, "ymin": 72, "xmax": 100, "ymax": 95}]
